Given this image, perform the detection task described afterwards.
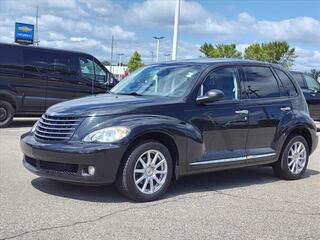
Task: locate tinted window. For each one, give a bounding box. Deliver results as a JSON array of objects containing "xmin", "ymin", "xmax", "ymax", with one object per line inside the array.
[
  {"xmin": 291, "ymin": 72, "xmax": 305, "ymax": 87},
  {"xmin": 202, "ymin": 67, "xmax": 240, "ymax": 101},
  {"xmin": 243, "ymin": 66, "xmax": 280, "ymax": 99},
  {"xmin": 23, "ymin": 49, "xmax": 49, "ymax": 73},
  {"xmin": 304, "ymin": 74, "xmax": 320, "ymax": 92},
  {"xmin": 275, "ymin": 69, "xmax": 298, "ymax": 97},
  {"xmin": 47, "ymin": 53, "xmax": 76, "ymax": 76},
  {"xmin": 80, "ymin": 57, "xmax": 95, "ymax": 80},
  {"xmin": 0, "ymin": 45, "xmax": 23, "ymax": 70}
]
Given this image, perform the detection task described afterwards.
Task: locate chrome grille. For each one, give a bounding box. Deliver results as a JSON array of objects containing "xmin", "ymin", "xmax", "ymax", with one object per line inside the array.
[{"xmin": 34, "ymin": 114, "xmax": 82, "ymax": 142}]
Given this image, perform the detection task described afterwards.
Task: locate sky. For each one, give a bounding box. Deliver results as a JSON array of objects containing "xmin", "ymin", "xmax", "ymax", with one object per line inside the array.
[{"xmin": 0, "ymin": 0, "xmax": 319, "ymax": 71}]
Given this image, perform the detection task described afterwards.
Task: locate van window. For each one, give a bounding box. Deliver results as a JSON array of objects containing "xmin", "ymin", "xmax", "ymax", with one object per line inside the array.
[
  {"xmin": 202, "ymin": 67, "xmax": 240, "ymax": 101},
  {"xmin": 243, "ymin": 66, "xmax": 280, "ymax": 99},
  {"xmin": 24, "ymin": 50, "xmax": 49, "ymax": 73},
  {"xmin": 304, "ymin": 74, "xmax": 320, "ymax": 92},
  {"xmin": 0, "ymin": 45, "xmax": 23, "ymax": 70},
  {"xmin": 93, "ymin": 61, "xmax": 107, "ymax": 85},
  {"xmin": 275, "ymin": 69, "xmax": 298, "ymax": 97},
  {"xmin": 80, "ymin": 57, "xmax": 95, "ymax": 81},
  {"xmin": 47, "ymin": 53, "xmax": 75, "ymax": 76}
]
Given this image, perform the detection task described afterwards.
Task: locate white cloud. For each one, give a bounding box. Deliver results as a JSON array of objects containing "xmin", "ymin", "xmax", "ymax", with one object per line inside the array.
[{"xmin": 293, "ymin": 47, "xmax": 320, "ymax": 71}]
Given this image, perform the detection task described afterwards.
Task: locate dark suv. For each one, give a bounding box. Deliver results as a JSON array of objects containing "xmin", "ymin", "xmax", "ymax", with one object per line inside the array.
[
  {"xmin": 290, "ymin": 71, "xmax": 320, "ymax": 121},
  {"xmin": 0, "ymin": 43, "xmax": 117, "ymax": 127},
  {"xmin": 21, "ymin": 59, "xmax": 318, "ymax": 202}
]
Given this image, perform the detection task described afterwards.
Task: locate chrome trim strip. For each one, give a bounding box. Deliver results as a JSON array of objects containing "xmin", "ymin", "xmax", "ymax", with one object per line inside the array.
[
  {"xmin": 189, "ymin": 153, "xmax": 276, "ymax": 166},
  {"xmin": 246, "ymin": 153, "xmax": 276, "ymax": 160},
  {"xmin": 190, "ymin": 156, "xmax": 246, "ymax": 166}
]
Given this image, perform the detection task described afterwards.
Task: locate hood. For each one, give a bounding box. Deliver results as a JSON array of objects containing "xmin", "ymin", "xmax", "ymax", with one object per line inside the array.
[{"xmin": 46, "ymin": 93, "xmax": 180, "ymax": 117}]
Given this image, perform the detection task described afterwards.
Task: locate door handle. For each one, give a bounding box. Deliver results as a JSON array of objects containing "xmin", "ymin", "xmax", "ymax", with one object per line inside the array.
[
  {"xmin": 235, "ymin": 110, "xmax": 249, "ymax": 115},
  {"xmin": 280, "ymin": 107, "xmax": 291, "ymax": 112}
]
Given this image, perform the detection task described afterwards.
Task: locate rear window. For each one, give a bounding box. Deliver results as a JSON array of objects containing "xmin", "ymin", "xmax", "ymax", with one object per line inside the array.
[
  {"xmin": 275, "ymin": 69, "xmax": 298, "ymax": 97},
  {"xmin": 291, "ymin": 72, "xmax": 305, "ymax": 87},
  {"xmin": 243, "ymin": 66, "xmax": 280, "ymax": 99}
]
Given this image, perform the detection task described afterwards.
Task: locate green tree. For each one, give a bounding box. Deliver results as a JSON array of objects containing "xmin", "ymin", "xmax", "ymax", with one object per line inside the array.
[
  {"xmin": 101, "ymin": 60, "xmax": 111, "ymax": 66},
  {"xmin": 309, "ymin": 69, "xmax": 320, "ymax": 80},
  {"xmin": 200, "ymin": 43, "xmax": 242, "ymax": 58},
  {"xmin": 127, "ymin": 51, "xmax": 144, "ymax": 72},
  {"xmin": 244, "ymin": 41, "xmax": 296, "ymax": 68}
]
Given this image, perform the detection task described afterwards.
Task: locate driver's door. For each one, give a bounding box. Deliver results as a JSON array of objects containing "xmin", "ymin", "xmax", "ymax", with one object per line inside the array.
[{"xmin": 188, "ymin": 66, "xmax": 249, "ymax": 168}]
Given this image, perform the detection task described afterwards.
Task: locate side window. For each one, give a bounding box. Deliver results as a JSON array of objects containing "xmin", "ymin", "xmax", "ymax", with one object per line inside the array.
[
  {"xmin": 304, "ymin": 74, "xmax": 320, "ymax": 92},
  {"xmin": 243, "ymin": 66, "xmax": 280, "ymax": 99},
  {"xmin": 202, "ymin": 67, "xmax": 240, "ymax": 101},
  {"xmin": 24, "ymin": 50, "xmax": 49, "ymax": 73},
  {"xmin": 47, "ymin": 53, "xmax": 72, "ymax": 76},
  {"xmin": 275, "ymin": 69, "xmax": 298, "ymax": 97},
  {"xmin": 80, "ymin": 57, "xmax": 95, "ymax": 80},
  {"xmin": 292, "ymin": 72, "xmax": 305, "ymax": 88},
  {"xmin": 93, "ymin": 61, "xmax": 108, "ymax": 85}
]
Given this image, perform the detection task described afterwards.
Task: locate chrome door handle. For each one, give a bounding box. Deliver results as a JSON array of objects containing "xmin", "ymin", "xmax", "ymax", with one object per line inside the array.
[
  {"xmin": 280, "ymin": 107, "xmax": 291, "ymax": 112},
  {"xmin": 235, "ymin": 110, "xmax": 249, "ymax": 115}
]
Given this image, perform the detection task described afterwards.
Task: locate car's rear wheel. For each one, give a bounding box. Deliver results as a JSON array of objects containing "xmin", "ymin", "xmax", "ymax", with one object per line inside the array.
[
  {"xmin": 273, "ymin": 135, "xmax": 309, "ymax": 180},
  {"xmin": 0, "ymin": 101, "xmax": 14, "ymax": 128},
  {"xmin": 116, "ymin": 141, "xmax": 173, "ymax": 202}
]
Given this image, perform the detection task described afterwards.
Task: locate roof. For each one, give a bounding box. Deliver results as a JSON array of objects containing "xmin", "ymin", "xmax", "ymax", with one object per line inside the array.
[
  {"xmin": 0, "ymin": 42, "xmax": 89, "ymax": 56},
  {"xmin": 156, "ymin": 58, "xmax": 277, "ymax": 67}
]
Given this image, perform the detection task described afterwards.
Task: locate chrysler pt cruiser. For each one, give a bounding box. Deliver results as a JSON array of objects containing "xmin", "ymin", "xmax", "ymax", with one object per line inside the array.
[{"xmin": 21, "ymin": 59, "xmax": 318, "ymax": 202}]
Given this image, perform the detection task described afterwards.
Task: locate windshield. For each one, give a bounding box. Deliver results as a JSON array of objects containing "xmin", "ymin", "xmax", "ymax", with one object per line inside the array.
[
  {"xmin": 110, "ymin": 64, "xmax": 204, "ymax": 97},
  {"xmin": 304, "ymin": 74, "xmax": 320, "ymax": 92}
]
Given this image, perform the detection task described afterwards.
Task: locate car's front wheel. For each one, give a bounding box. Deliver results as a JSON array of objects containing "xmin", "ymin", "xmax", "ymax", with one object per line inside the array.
[
  {"xmin": 116, "ymin": 141, "xmax": 173, "ymax": 202},
  {"xmin": 0, "ymin": 101, "xmax": 14, "ymax": 128},
  {"xmin": 273, "ymin": 135, "xmax": 309, "ymax": 180}
]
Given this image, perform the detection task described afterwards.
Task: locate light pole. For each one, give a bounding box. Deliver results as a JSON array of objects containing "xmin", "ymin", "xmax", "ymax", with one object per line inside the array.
[
  {"xmin": 153, "ymin": 36, "xmax": 164, "ymax": 63},
  {"xmin": 117, "ymin": 53, "xmax": 124, "ymax": 66},
  {"xmin": 164, "ymin": 53, "xmax": 171, "ymax": 62},
  {"xmin": 172, "ymin": 0, "xmax": 180, "ymax": 60}
]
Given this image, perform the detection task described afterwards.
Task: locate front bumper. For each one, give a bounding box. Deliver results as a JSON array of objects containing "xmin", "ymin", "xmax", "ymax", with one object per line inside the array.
[{"xmin": 20, "ymin": 133, "xmax": 126, "ymax": 185}]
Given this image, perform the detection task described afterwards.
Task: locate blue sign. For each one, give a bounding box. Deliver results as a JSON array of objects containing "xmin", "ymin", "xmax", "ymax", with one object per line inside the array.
[{"xmin": 15, "ymin": 22, "xmax": 34, "ymax": 45}]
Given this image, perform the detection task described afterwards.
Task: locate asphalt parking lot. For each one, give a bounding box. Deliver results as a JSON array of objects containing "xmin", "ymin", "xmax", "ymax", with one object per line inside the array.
[{"xmin": 0, "ymin": 118, "xmax": 319, "ymax": 240}]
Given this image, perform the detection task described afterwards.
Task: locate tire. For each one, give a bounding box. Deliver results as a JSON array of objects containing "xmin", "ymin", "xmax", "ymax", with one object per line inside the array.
[
  {"xmin": 116, "ymin": 141, "xmax": 173, "ymax": 202},
  {"xmin": 0, "ymin": 101, "xmax": 14, "ymax": 128},
  {"xmin": 273, "ymin": 135, "xmax": 309, "ymax": 180}
]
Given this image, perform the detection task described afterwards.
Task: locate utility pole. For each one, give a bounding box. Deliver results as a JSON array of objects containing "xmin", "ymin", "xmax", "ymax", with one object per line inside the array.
[
  {"xmin": 172, "ymin": 0, "xmax": 180, "ymax": 60},
  {"xmin": 35, "ymin": 5, "xmax": 39, "ymax": 46},
  {"xmin": 110, "ymin": 35, "xmax": 114, "ymax": 73},
  {"xmin": 153, "ymin": 36, "xmax": 164, "ymax": 63},
  {"xmin": 164, "ymin": 53, "xmax": 171, "ymax": 62}
]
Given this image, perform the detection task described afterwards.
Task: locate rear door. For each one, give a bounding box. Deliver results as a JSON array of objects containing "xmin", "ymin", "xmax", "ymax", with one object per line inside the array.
[
  {"xmin": 45, "ymin": 51, "xmax": 79, "ymax": 108},
  {"xmin": 21, "ymin": 48, "xmax": 47, "ymax": 113},
  {"xmin": 242, "ymin": 65, "xmax": 293, "ymax": 163}
]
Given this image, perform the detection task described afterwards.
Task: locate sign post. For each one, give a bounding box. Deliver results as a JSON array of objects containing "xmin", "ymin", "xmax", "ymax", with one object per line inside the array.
[{"xmin": 15, "ymin": 22, "xmax": 34, "ymax": 45}]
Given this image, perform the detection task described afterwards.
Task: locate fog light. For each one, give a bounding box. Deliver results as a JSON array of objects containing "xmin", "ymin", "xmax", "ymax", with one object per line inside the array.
[{"xmin": 88, "ymin": 166, "xmax": 95, "ymax": 176}]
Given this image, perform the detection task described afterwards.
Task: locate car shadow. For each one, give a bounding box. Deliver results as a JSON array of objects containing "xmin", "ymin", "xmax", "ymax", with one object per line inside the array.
[
  {"xmin": 7, "ymin": 118, "xmax": 38, "ymax": 128},
  {"xmin": 31, "ymin": 166, "xmax": 319, "ymax": 203}
]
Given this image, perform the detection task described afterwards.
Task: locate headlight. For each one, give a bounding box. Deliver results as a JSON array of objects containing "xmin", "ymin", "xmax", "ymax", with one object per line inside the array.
[
  {"xmin": 31, "ymin": 121, "xmax": 38, "ymax": 133},
  {"xmin": 83, "ymin": 126, "xmax": 130, "ymax": 143}
]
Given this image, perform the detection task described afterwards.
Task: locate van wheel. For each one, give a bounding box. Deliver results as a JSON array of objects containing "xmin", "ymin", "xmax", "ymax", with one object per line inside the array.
[
  {"xmin": 116, "ymin": 141, "xmax": 173, "ymax": 202},
  {"xmin": 273, "ymin": 135, "xmax": 309, "ymax": 180},
  {"xmin": 0, "ymin": 101, "xmax": 14, "ymax": 128}
]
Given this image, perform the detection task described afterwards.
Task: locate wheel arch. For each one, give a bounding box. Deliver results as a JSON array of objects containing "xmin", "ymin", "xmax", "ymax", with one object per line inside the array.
[
  {"xmin": 283, "ymin": 126, "xmax": 313, "ymax": 154},
  {"xmin": 119, "ymin": 130, "xmax": 180, "ymax": 179},
  {"xmin": 0, "ymin": 90, "xmax": 18, "ymax": 111}
]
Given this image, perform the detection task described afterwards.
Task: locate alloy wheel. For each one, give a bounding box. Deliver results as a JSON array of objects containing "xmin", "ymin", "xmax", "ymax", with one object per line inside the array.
[
  {"xmin": 287, "ymin": 141, "xmax": 307, "ymax": 175},
  {"xmin": 133, "ymin": 149, "xmax": 168, "ymax": 194}
]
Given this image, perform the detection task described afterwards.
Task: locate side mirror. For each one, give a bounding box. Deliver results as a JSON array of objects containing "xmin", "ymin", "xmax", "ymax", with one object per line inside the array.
[{"xmin": 196, "ymin": 89, "xmax": 224, "ymax": 104}]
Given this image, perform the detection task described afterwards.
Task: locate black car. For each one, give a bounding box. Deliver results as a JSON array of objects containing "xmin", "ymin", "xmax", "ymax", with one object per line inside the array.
[
  {"xmin": 0, "ymin": 43, "xmax": 117, "ymax": 127},
  {"xmin": 290, "ymin": 71, "xmax": 320, "ymax": 121},
  {"xmin": 21, "ymin": 59, "xmax": 318, "ymax": 202}
]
